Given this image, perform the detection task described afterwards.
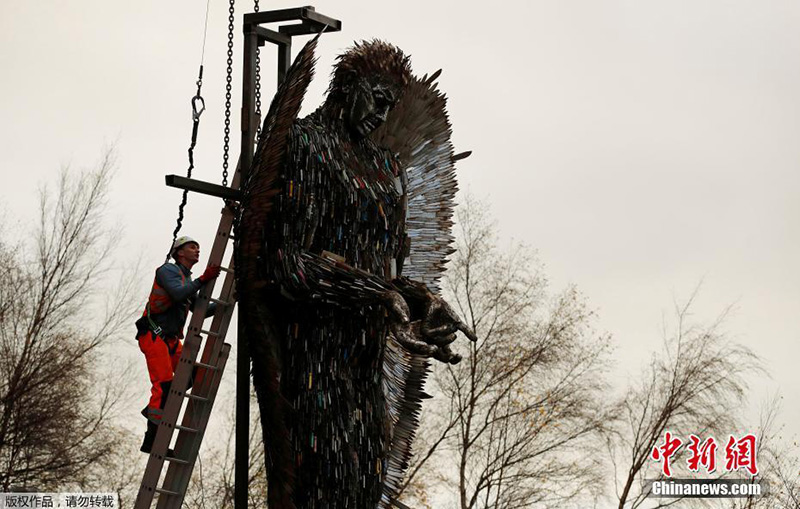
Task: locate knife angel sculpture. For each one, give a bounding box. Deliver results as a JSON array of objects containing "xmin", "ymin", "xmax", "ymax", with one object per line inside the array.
[{"xmin": 236, "ymin": 36, "xmax": 474, "ymax": 509}]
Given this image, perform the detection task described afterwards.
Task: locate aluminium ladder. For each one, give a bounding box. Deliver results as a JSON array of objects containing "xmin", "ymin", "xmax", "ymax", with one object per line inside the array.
[{"xmin": 134, "ymin": 169, "xmax": 241, "ymax": 509}]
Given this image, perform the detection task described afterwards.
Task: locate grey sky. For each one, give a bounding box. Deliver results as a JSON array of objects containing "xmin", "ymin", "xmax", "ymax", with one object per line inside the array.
[{"xmin": 1, "ymin": 0, "xmax": 798, "ymax": 476}]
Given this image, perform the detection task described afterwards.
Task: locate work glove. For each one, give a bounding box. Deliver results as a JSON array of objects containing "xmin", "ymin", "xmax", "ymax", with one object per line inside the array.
[{"xmin": 199, "ymin": 264, "xmax": 221, "ymax": 283}]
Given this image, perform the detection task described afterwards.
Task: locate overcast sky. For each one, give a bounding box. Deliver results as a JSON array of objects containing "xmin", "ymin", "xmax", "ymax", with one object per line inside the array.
[{"xmin": 1, "ymin": 0, "xmax": 798, "ymax": 469}]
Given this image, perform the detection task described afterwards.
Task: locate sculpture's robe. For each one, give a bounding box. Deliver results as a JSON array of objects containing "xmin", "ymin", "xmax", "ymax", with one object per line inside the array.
[{"xmin": 255, "ymin": 111, "xmax": 409, "ymax": 508}]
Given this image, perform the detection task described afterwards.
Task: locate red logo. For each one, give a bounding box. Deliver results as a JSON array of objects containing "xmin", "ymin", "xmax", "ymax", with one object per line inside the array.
[
  {"xmin": 687, "ymin": 435, "xmax": 718, "ymax": 473},
  {"xmin": 651, "ymin": 431, "xmax": 683, "ymax": 477},
  {"xmin": 725, "ymin": 434, "xmax": 758, "ymax": 476},
  {"xmin": 651, "ymin": 432, "xmax": 758, "ymax": 477}
]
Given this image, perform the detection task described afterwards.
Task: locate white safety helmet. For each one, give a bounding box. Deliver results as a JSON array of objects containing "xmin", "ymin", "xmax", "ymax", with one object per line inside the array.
[{"xmin": 171, "ymin": 235, "xmax": 199, "ymax": 257}]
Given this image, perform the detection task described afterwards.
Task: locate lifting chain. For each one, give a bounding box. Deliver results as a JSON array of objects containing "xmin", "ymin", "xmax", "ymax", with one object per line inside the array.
[
  {"xmin": 254, "ymin": 0, "xmax": 262, "ymax": 141},
  {"xmin": 168, "ymin": 67, "xmax": 206, "ymax": 262},
  {"xmin": 221, "ymin": 0, "xmax": 262, "ymax": 188},
  {"xmin": 221, "ymin": 0, "xmax": 235, "ymax": 188}
]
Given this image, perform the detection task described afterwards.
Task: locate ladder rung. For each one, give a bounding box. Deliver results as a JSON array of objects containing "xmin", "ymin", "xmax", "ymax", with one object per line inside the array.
[
  {"xmin": 165, "ymin": 456, "xmax": 191, "ymax": 465},
  {"xmin": 210, "ymin": 297, "xmax": 231, "ymax": 307},
  {"xmin": 175, "ymin": 424, "xmax": 199, "ymax": 433},
  {"xmin": 219, "ymin": 266, "xmax": 234, "ymax": 273},
  {"xmin": 185, "ymin": 393, "xmax": 210, "ymax": 402},
  {"xmin": 194, "ymin": 361, "xmax": 220, "ymax": 371},
  {"xmin": 200, "ymin": 329, "xmax": 219, "ymax": 337},
  {"xmin": 155, "ymin": 488, "xmax": 180, "ymax": 497}
]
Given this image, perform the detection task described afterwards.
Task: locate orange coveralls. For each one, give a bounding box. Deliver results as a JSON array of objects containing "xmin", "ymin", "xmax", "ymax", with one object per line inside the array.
[{"xmin": 137, "ymin": 262, "xmax": 212, "ymax": 422}]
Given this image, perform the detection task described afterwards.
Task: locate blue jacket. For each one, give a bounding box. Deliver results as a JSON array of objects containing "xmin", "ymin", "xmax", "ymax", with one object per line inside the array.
[{"xmin": 138, "ymin": 262, "xmax": 216, "ymax": 339}]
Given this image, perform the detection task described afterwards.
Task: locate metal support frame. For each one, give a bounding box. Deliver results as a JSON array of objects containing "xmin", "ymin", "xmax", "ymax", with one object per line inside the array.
[
  {"xmin": 163, "ymin": 6, "xmax": 341, "ymax": 205},
  {"xmin": 140, "ymin": 6, "xmax": 340, "ymax": 509},
  {"xmin": 236, "ymin": 7, "xmax": 340, "ymax": 509}
]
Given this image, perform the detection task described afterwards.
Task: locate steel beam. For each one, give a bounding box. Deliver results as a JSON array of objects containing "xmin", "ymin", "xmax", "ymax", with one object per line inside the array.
[
  {"xmin": 165, "ymin": 175, "xmax": 242, "ymax": 201},
  {"xmin": 234, "ymin": 25, "xmax": 259, "ymax": 509},
  {"xmin": 277, "ymin": 40, "xmax": 292, "ymax": 87},
  {"xmin": 243, "ymin": 6, "xmax": 311, "ymax": 25},
  {"xmin": 279, "ymin": 21, "xmax": 322, "ymax": 37},
  {"xmin": 253, "ymin": 25, "xmax": 291, "ymax": 46},
  {"xmin": 244, "ymin": 6, "xmax": 341, "ymax": 33}
]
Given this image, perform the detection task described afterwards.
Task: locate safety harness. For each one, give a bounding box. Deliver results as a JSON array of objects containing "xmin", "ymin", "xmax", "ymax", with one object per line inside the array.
[{"xmin": 142, "ymin": 268, "xmax": 190, "ymax": 339}]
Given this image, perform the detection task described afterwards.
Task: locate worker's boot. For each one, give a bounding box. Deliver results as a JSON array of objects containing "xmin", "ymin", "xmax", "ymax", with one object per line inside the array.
[
  {"xmin": 140, "ymin": 421, "xmax": 158, "ymax": 454},
  {"xmin": 140, "ymin": 421, "xmax": 175, "ymax": 457}
]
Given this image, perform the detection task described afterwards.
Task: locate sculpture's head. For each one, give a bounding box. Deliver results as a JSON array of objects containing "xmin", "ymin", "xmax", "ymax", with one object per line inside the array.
[{"xmin": 326, "ymin": 40, "xmax": 412, "ymax": 139}]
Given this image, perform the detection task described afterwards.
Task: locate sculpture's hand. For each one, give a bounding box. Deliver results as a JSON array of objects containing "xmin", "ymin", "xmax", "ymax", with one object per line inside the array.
[
  {"xmin": 391, "ymin": 321, "xmax": 436, "ymax": 356},
  {"xmin": 420, "ymin": 295, "xmax": 478, "ymax": 346},
  {"xmin": 385, "ymin": 278, "xmax": 475, "ymax": 364},
  {"xmin": 389, "ymin": 320, "xmax": 462, "ymax": 364}
]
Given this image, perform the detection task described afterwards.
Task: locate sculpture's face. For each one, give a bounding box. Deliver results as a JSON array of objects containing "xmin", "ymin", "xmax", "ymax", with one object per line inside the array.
[{"xmin": 343, "ymin": 76, "xmax": 399, "ymax": 138}]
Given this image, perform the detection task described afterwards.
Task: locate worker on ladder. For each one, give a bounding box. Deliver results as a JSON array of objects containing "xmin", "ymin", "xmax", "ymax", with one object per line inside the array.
[{"xmin": 135, "ymin": 235, "xmax": 221, "ymax": 454}]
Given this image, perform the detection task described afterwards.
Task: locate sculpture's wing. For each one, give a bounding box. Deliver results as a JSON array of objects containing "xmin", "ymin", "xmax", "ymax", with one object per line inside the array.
[
  {"xmin": 236, "ymin": 35, "xmax": 318, "ymax": 509},
  {"xmin": 379, "ymin": 341, "xmax": 432, "ymax": 509},
  {"xmin": 371, "ymin": 72, "xmax": 465, "ymax": 508},
  {"xmin": 240, "ymin": 35, "xmax": 319, "ymax": 242},
  {"xmin": 372, "ymin": 70, "xmax": 461, "ymax": 292}
]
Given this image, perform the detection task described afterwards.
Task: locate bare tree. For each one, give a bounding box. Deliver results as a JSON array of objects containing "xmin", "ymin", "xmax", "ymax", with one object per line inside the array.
[
  {"xmin": 0, "ymin": 149, "xmax": 141, "ymax": 492},
  {"xmin": 81, "ymin": 429, "xmax": 144, "ymax": 509},
  {"xmin": 757, "ymin": 439, "xmax": 800, "ymax": 509},
  {"xmin": 399, "ymin": 196, "xmax": 614, "ymax": 508},
  {"xmin": 724, "ymin": 395, "xmax": 800, "ymax": 509},
  {"xmin": 607, "ymin": 288, "xmax": 762, "ymax": 509}
]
